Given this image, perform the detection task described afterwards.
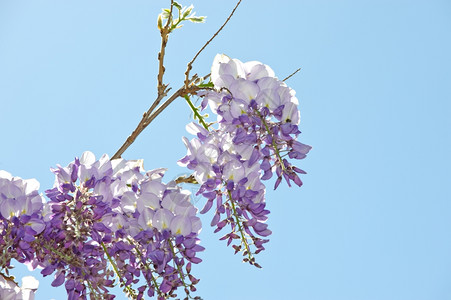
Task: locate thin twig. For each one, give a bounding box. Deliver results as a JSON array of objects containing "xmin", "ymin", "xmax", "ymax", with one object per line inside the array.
[
  {"xmin": 111, "ymin": 1, "xmax": 177, "ymax": 160},
  {"xmin": 111, "ymin": 76, "xmax": 199, "ymax": 160},
  {"xmin": 146, "ymin": 87, "xmax": 185, "ymax": 125},
  {"xmin": 150, "ymin": 0, "xmax": 174, "ymax": 116},
  {"xmin": 282, "ymin": 67, "xmax": 301, "ymax": 82},
  {"xmin": 184, "ymin": 0, "xmax": 242, "ymax": 88},
  {"xmin": 112, "ymin": 0, "xmax": 229, "ymax": 160},
  {"xmin": 146, "ymin": 74, "xmax": 202, "ymax": 125}
]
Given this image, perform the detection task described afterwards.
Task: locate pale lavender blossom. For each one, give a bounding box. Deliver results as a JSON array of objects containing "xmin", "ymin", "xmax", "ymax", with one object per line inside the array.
[
  {"xmin": 37, "ymin": 151, "xmax": 203, "ymax": 299},
  {"xmin": 180, "ymin": 54, "xmax": 311, "ymax": 265},
  {"xmin": 0, "ymin": 171, "xmax": 44, "ymax": 220}
]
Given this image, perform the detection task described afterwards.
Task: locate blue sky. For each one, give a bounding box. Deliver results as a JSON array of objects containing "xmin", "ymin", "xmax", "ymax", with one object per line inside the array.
[{"xmin": 1, "ymin": 1, "xmax": 450, "ymax": 299}]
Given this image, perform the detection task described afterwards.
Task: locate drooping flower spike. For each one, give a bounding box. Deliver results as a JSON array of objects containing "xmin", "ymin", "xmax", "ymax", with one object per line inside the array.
[
  {"xmin": 180, "ymin": 54, "xmax": 311, "ymax": 265},
  {"xmin": 1, "ymin": 152, "xmax": 204, "ymax": 300},
  {"xmin": 0, "ymin": 171, "xmax": 45, "ymax": 275}
]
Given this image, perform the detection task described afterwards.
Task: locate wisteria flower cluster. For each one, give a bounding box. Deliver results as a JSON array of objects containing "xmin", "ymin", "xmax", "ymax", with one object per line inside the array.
[
  {"xmin": 1, "ymin": 152, "xmax": 203, "ymax": 300},
  {"xmin": 179, "ymin": 54, "xmax": 311, "ymax": 265},
  {"xmin": 1, "ymin": 1, "xmax": 312, "ymax": 297},
  {"xmin": 0, "ymin": 171, "xmax": 45, "ymax": 275},
  {"xmin": 0, "ymin": 55, "xmax": 310, "ymax": 298}
]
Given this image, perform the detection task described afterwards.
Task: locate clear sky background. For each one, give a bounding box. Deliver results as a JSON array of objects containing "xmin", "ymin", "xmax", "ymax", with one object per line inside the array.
[{"xmin": 1, "ymin": 1, "xmax": 450, "ymax": 299}]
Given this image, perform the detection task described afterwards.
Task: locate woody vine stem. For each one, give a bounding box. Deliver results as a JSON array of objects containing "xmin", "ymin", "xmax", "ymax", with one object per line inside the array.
[{"xmin": 111, "ymin": 0, "xmax": 242, "ymax": 160}]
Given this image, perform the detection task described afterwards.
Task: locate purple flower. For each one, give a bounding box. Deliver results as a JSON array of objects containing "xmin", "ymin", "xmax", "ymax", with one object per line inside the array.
[
  {"xmin": 0, "ymin": 171, "xmax": 44, "ymax": 220},
  {"xmin": 180, "ymin": 54, "xmax": 311, "ymax": 266},
  {"xmin": 32, "ymin": 151, "xmax": 204, "ymax": 299}
]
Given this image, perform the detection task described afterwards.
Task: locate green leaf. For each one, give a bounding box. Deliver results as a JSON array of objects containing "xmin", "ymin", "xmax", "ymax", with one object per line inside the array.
[
  {"xmin": 161, "ymin": 8, "xmax": 170, "ymax": 19},
  {"xmin": 157, "ymin": 14, "xmax": 163, "ymax": 30},
  {"xmin": 173, "ymin": 1, "xmax": 182, "ymax": 10},
  {"xmin": 182, "ymin": 5, "xmax": 194, "ymax": 19},
  {"xmin": 188, "ymin": 16, "xmax": 206, "ymax": 23},
  {"xmin": 197, "ymin": 82, "xmax": 214, "ymax": 88}
]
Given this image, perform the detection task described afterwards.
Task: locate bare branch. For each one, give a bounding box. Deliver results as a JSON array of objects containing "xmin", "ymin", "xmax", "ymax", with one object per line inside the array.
[
  {"xmin": 283, "ymin": 68, "xmax": 301, "ymax": 82},
  {"xmin": 145, "ymin": 74, "xmax": 201, "ymax": 125},
  {"xmin": 151, "ymin": 1, "xmax": 175, "ymax": 116},
  {"xmin": 184, "ymin": 0, "xmax": 242, "ymax": 88},
  {"xmin": 112, "ymin": 0, "xmax": 237, "ymax": 160},
  {"xmin": 156, "ymin": 30, "xmax": 169, "ymax": 95},
  {"xmin": 111, "ymin": 75, "xmax": 200, "ymax": 160}
]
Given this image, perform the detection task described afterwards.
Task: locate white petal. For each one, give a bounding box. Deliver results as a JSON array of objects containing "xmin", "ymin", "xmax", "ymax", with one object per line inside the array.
[
  {"xmin": 80, "ymin": 151, "xmax": 96, "ymax": 165},
  {"xmin": 244, "ymin": 61, "xmax": 275, "ymax": 81},
  {"xmin": 211, "ymin": 54, "xmax": 246, "ymax": 88},
  {"xmin": 170, "ymin": 215, "xmax": 192, "ymax": 236},
  {"xmin": 229, "ymin": 79, "xmax": 260, "ymax": 103},
  {"xmin": 153, "ymin": 208, "xmax": 174, "ymax": 231},
  {"xmin": 23, "ymin": 179, "xmax": 40, "ymax": 195},
  {"xmin": 138, "ymin": 192, "xmax": 160, "ymax": 210},
  {"xmin": 186, "ymin": 122, "xmax": 208, "ymax": 136},
  {"xmin": 0, "ymin": 170, "xmax": 13, "ymax": 180},
  {"xmin": 21, "ymin": 276, "xmax": 39, "ymax": 290}
]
